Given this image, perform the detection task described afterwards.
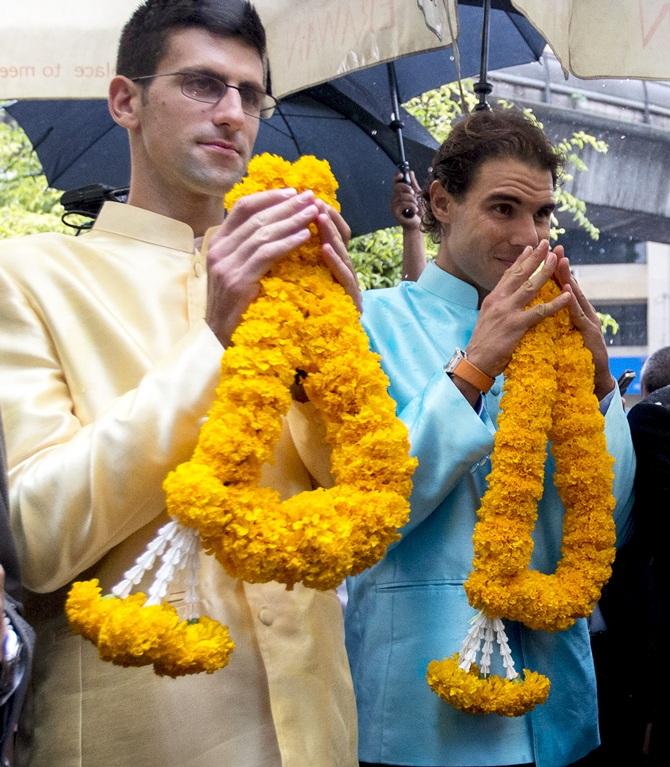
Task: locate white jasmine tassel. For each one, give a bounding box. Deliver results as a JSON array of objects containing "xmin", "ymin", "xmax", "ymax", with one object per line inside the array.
[{"xmin": 458, "ymin": 610, "xmax": 519, "ymax": 680}]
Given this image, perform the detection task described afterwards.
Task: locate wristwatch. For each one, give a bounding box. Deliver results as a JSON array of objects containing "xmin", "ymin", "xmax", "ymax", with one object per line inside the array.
[{"xmin": 444, "ymin": 348, "xmax": 495, "ymax": 393}]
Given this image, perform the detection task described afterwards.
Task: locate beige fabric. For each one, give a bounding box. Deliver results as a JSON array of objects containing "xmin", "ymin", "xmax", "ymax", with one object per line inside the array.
[
  {"xmin": 0, "ymin": 0, "xmax": 458, "ymax": 99},
  {"xmin": 0, "ymin": 202, "xmax": 357, "ymax": 767},
  {"xmin": 512, "ymin": 0, "xmax": 670, "ymax": 79},
  {"xmin": 256, "ymin": 0, "xmax": 458, "ymax": 97}
]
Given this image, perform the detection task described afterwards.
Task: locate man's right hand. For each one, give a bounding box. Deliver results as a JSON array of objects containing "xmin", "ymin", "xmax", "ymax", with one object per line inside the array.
[
  {"xmin": 391, "ymin": 171, "xmax": 421, "ymax": 231},
  {"xmin": 455, "ymin": 241, "xmax": 571, "ymax": 405},
  {"xmin": 205, "ymin": 188, "xmax": 359, "ymax": 347}
]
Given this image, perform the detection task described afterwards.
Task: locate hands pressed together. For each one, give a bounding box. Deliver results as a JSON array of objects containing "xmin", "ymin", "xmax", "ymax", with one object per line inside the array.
[
  {"xmin": 465, "ymin": 240, "xmax": 615, "ymax": 401},
  {"xmin": 203, "ymin": 190, "xmax": 613, "ymax": 406},
  {"xmin": 205, "ymin": 187, "xmax": 360, "ymax": 348}
]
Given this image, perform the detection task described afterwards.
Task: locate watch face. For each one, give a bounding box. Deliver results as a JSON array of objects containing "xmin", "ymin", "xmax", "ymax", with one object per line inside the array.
[{"xmin": 445, "ymin": 349, "xmax": 466, "ymax": 375}]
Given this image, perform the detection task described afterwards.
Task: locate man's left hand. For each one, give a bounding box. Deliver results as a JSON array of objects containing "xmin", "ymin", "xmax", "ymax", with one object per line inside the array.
[
  {"xmin": 554, "ymin": 245, "xmax": 615, "ymax": 401},
  {"xmin": 314, "ymin": 200, "xmax": 361, "ymax": 312}
]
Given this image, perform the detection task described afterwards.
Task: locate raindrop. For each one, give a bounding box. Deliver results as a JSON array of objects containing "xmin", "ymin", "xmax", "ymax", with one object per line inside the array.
[
  {"xmin": 620, "ymin": 135, "xmax": 626, "ymax": 140},
  {"xmin": 371, "ymin": 129, "xmax": 378, "ymax": 136},
  {"xmin": 449, "ymin": 55, "xmax": 455, "ymax": 62}
]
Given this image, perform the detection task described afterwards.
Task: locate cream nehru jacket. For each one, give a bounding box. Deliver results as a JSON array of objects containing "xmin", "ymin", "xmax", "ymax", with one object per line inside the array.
[{"xmin": 0, "ymin": 202, "xmax": 357, "ymax": 767}]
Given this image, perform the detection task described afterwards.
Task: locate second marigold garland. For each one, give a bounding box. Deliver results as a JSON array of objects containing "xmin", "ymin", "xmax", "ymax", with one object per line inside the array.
[
  {"xmin": 427, "ymin": 280, "xmax": 616, "ymax": 716},
  {"xmin": 66, "ymin": 154, "xmax": 417, "ymax": 677},
  {"xmin": 164, "ymin": 153, "xmax": 417, "ymax": 591}
]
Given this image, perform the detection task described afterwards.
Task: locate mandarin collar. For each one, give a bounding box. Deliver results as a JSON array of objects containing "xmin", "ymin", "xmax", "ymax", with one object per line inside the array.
[
  {"xmin": 93, "ymin": 202, "xmax": 197, "ymax": 254},
  {"xmin": 416, "ymin": 261, "xmax": 480, "ymax": 309}
]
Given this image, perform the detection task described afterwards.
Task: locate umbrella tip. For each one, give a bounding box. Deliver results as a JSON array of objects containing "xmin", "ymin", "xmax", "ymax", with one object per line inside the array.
[{"xmin": 473, "ymin": 79, "xmax": 493, "ymax": 112}]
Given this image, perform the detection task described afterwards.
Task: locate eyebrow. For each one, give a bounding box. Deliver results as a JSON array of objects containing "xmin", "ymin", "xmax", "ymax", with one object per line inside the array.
[
  {"xmin": 180, "ymin": 65, "xmax": 265, "ymax": 91},
  {"xmin": 486, "ymin": 192, "xmax": 556, "ymax": 213}
]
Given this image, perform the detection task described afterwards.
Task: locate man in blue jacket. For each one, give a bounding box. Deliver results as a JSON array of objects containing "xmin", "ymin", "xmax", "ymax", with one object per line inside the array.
[{"xmin": 346, "ymin": 109, "xmax": 635, "ymax": 767}]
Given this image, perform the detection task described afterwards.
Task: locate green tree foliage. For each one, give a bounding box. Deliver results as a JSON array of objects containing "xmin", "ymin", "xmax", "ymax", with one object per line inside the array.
[
  {"xmin": 349, "ymin": 80, "xmax": 609, "ymax": 288},
  {"xmin": 0, "ymin": 111, "xmax": 69, "ymax": 239}
]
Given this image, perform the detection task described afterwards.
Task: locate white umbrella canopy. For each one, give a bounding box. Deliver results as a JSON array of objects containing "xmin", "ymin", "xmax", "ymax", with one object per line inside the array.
[
  {"xmin": 256, "ymin": 0, "xmax": 458, "ymax": 97},
  {"xmin": 512, "ymin": 0, "xmax": 670, "ymax": 80},
  {"xmin": 0, "ymin": 0, "xmax": 458, "ymax": 100},
  {"xmin": 0, "ymin": 1, "xmax": 137, "ymax": 99}
]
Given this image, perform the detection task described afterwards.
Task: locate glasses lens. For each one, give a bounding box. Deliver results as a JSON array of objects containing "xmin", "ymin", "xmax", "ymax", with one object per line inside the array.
[
  {"xmin": 181, "ymin": 73, "xmax": 224, "ymax": 103},
  {"xmin": 238, "ymin": 87, "xmax": 277, "ymax": 119},
  {"xmin": 180, "ymin": 73, "xmax": 276, "ymax": 118},
  {"xmin": 237, "ymin": 85, "xmax": 265, "ymax": 117},
  {"xmin": 258, "ymin": 97, "xmax": 276, "ymax": 119}
]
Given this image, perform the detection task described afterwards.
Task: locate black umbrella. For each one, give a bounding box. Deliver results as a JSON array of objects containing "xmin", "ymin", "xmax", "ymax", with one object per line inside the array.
[
  {"xmin": 327, "ymin": 0, "xmax": 544, "ymax": 106},
  {"xmin": 7, "ymin": 86, "xmax": 438, "ymax": 237},
  {"xmin": 299, "ymin": 0, "xmax": 545, "ymax": 208}
]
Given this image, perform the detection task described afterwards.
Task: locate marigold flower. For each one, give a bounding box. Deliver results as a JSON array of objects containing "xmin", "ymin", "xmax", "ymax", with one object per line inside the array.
[
  {"xmin": 464, "ymin": 281, "xmax": 616, "ymax": 632},
  {"xmin": 66, "ymin": 154, "xmax": 417, "ymax": 677},
  {"xmin": 427, "ymin": 654, "xmax": 551, "ymax": 717},
  {"xmin": 431, "ymin": 280, "xmax": 616, "ymax": 716},
  {"xmin": 163, "ymin": 154, "xmax": 417, "ymax": 589}
]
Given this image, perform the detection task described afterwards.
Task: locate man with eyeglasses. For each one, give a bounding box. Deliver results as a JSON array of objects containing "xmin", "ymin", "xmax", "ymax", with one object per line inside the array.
[{"xmin": 0, "ymin": 1, "xmax": 358, "ymax": 765}]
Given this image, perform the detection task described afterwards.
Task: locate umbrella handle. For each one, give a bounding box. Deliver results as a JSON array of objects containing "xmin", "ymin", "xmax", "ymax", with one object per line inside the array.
[
  {"xmin": 397, "ymin": 161, "xmax": 415, "ymax": 219},
  {"xmin": 387, "ymin": 62, "xmax": 415, "ymax": 219}
]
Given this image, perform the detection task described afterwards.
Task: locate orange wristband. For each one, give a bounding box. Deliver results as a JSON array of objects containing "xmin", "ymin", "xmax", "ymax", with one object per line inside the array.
[{"xmin": 444, "ymin": 349, "xmax": 495, "ymax": 394}]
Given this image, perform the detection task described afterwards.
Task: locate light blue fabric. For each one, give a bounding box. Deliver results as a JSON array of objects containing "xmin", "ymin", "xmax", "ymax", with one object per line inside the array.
[{"xmin": 346, "ymin": 263, "xmax": 636, "ymax": 767}]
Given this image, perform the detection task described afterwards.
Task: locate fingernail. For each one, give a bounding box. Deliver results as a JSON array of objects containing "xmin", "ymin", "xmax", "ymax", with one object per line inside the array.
[
  {"xmin": 297, "ymin": 190, "xmax": 315, "ymax": 202},
  {"xmin": 281, "ymin": 187, "xmax": 297, "ymax": 196}
]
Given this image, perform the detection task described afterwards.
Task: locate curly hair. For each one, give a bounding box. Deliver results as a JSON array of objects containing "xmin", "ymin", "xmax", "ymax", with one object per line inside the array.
[{"xmin": 421, "ymin": 109, "xmax": 564, "ymax": 242}]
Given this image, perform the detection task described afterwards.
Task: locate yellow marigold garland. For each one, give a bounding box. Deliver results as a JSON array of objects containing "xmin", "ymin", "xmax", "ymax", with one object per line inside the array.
[
  {"xmin": 428, "ymin": 280, "xmax": 616, "ymax": 716},
  {"xmin": 427, "ymin": 654, "xmax": 551, "ymax": 717},
  {"xmin": 164, "ymin": 154, "xmax": 416, "ymax": 590},
  {"xmin": 66, "ymin": 579, "xmax": 235, "ymax": 678},
  {"xmin": 65, "ymin": 154, "xmax": 416, "ymax": 676}
]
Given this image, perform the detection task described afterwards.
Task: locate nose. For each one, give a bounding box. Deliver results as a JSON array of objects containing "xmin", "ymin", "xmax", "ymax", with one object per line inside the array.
[
  {"xmin": 211, "ymin": 86, "xmax": 246, "ymax": 129},
  {"xmin": 510, "ymin": 214, "xmax": 541, "ymax": 249}
]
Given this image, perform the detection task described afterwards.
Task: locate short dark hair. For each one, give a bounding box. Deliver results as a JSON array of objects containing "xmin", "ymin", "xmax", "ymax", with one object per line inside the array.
[
  {"xmin": 641, "ymin": 345, "xmax": 670, "ymax": 395},
  {"xmin": 421, "ymin": 108, "xmax": 564, "ymax": 242},
  {"xmin": 117, "ymin": 0, "xmax": 270, "ymax": 89}
]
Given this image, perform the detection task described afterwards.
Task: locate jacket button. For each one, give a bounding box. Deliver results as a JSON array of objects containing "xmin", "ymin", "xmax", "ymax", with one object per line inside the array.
[{"xmin": 258, "ymin": 607, "xmax": 275, "ymax": 626}]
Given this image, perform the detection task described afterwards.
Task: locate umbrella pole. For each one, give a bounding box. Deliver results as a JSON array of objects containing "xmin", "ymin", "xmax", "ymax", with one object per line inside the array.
[
  {"xmin": 387, "ymin": 62, "xmax": 414, "ymax": 218},
  {"xmin": 275, "ymin": 103, "xmax": 305, "ymax": 157},
  {"xmin": 473, "ymin": 0, "xmax": 493, "ymax": 111}
]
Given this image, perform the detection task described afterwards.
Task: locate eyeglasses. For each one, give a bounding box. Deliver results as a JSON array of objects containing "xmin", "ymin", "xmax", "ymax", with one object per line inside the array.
[{"xmin": 132, "ymin": 71, "xmax": 278, "ymax": 119}]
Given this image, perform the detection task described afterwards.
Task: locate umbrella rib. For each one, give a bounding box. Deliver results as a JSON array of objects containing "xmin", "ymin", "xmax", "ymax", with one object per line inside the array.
[
  {"xmin": 274, "ymin": 103, "xmax": 304, "ymax": 156},
  {"xmin": 269, "ymin": 112, "xmax": 348, "ymax": 121},
  {"xmin": 306, "ymin": 85, "xmax": 403, "ymax": 167}
]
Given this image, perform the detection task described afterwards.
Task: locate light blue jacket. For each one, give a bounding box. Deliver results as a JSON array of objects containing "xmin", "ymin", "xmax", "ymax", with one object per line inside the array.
[{"xmin": 346, "ymin": 264, "xmax": 635, "ymax": 767}]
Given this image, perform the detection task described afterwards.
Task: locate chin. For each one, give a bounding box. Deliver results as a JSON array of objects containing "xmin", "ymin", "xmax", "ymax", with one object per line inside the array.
[{"xmin": 195, "ymin": 169, "xmax": 244, "ymax": 198}]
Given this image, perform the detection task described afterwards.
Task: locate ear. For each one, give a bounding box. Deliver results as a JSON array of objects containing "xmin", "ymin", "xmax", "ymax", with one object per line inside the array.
[
  {"xmin": 108, "ymin": 75, "xmax": 142, "ymax": 130},
  {"xmin": 428, "ymin": 180, "xmax": 454, "ymax": 226}
]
